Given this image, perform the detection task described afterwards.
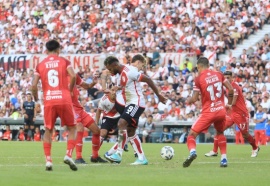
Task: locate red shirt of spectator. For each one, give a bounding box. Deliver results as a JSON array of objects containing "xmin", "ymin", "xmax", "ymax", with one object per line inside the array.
[
  {"xmin": 3, "ymin": 128, "xmax": 12, "ymax": 141},
  {"xmin": 18, "ymin": 131, "xmax": 25, "ymax": 141},
  {"xmin": 89, "ymin": 13, "xmax": 96, "ymax": 24},
  {"xmin": 34, "ymin": 132, "xmax": 41, "ymax": 141}
]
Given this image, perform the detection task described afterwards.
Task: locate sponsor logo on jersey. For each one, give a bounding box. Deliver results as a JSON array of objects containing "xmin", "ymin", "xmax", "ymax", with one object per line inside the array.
[{"xmin": 45, "ymin": 95, "xmax": 62, "ymax": 100}]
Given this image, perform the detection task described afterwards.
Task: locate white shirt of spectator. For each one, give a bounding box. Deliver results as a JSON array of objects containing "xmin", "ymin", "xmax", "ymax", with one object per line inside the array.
[
  {"xmin": 261, "ymin": 98, "xmax": 270, "ymax": 110},
  {"xmin": 120, "ymin": 65, "xmax": 145, "ymax": 107},
  {"xmin": 98, "ymin": 95, "xmax": 120, "ymax": 119}
]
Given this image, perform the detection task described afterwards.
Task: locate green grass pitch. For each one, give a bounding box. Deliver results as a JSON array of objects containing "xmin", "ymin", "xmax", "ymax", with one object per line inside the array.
[{"xmin": 0, "ymin": 142, "xmax": 270, "ymax": 186}]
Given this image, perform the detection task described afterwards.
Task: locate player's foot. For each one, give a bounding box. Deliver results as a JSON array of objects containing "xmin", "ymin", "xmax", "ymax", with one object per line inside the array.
[
  {"xmin": 183, "ymin": 151, "xmax": 197, "ymax": 168},
  {"xmin": 205, "ymin": 150, "xmax": 218, "ymax": 157},
  {"xmin": 124, "ymin": 144, "xmax": 129, "ymax": 152},
  {"xmin": 130, "ymin": 158, "xmax": 148, "ymax": 165},
  {"xmin": 251, "ymin": 147, "xmax": 260, "ymax": 158},
  {"xmin": 75, "ymin": 158, "xmax": 87, "ymax": 164},
  {"xmin": 91, "ymin": 156, "xmax": 108, "ymax": 163},
  {"xmin": 45, "ymin": 161, "xmax": 53, "ymax": 171},
  {"xmin": 106, "ymin": 152, "xmax": 122, "ymax": 164},
  {"xmin": 220, "ymin": 158, "xmax": 228, "ymax": 167},
  {"xmin": 64, "ymin": 155, "xmax": 78, "ymax": 171}
]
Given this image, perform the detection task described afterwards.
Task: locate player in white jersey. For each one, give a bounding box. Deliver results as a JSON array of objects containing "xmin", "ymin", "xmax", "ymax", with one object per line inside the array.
[
  {"xmin": 103, "ymin": 55, "xmax": 167, "ymax": 165},
  {"xmin": 95, "ymin": 89, "xmax": 120, "ymax": 146}
]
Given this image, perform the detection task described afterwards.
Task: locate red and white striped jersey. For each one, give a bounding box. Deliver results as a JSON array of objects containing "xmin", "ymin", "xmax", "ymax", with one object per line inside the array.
[
  {"xmin": 120, "ymin": 65, "xmax": 145, "ymax": 107},
  {"xmin": 113, "ymin": 73, "xmax": 125, "ymax": 106},
  {"xmin": 98, "ymin": 94, "xmax": 120, "ymax": 119}
]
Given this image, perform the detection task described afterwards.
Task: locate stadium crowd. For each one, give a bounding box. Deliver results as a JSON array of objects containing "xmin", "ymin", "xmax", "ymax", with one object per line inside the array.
[{"xmin": 1, "ymin": 0, "xmax": 270, "ymax": 141}]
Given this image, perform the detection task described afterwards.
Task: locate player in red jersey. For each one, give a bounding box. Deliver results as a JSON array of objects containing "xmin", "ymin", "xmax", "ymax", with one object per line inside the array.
[
  {"xmin": 72, "ymin": 74, "xmax": 108, "ymax": 164},
  {"xmin": 32, "ymin": 40, "xmax": 77, "ymax": 171},
  {"xmin": 183, "ymin": 57, "xmax": 234, "ymax": 168},
  {"xmin": 205, "ymin": 71, "xmax": 259, "ymax": 158}
]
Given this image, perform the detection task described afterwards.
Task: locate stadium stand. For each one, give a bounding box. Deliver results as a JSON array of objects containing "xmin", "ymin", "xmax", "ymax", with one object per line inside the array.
[{"xmin": 0, "ymin": 0, "xmax": 270, "ymax": 142}]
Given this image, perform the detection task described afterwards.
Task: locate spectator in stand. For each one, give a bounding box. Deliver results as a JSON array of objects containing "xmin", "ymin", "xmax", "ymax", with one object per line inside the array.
[
  {"xmin": 158, "ymin": 127, "xmax": 172, "ymax": 143},
  {"xmin": 2, "ymin": 125, "xmax": 12, "ymax": 141},
  {"xmin": 16, "ymin": 127, "xmax": 25, "ymax": 141},
  {"xmin": 253, "ymin": 105, "xmax": 267, "ymax": 146},
  {"xmin": 142, "ymin": 115, "xmax": 156, "ymax": 143}
]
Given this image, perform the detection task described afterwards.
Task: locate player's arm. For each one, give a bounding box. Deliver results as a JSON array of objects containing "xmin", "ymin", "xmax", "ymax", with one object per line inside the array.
[
  {"xmin": 80, "ymin": 81, "xmax": 97, "ymax": 90},
  {"xmin": 33, "ymin": 102, "xmax": 37, "ymax": 120},
  {"xmin": 95, "ymin": 109, "xmax": 102, "ymax": 125},
  {"xmin": 67, "ymin": 67, "xmax": 76, "ymax": 94},
  {"xmin": 140, "ymin": 74, "xmax": 167, "ymax": 104},
  {"xmin": 101, "ymin": 70, "xmax": 109, "ymax": 90},
  {"xmin": 31, "ymin": 74, "xmax": 40, "ymax": 102},
  {"xmin": 223, "ymin": 80, "xmax": 234, "ymax": 106},
  {"xmin": 186, "ymin": 90, "xmax": 199, "ymax": 105}
]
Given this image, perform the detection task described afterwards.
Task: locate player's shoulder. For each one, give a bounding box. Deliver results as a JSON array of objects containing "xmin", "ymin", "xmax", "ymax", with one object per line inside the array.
[{"xmin": 101, "ymin": 94, "xmax": 108, "ymax": 102}]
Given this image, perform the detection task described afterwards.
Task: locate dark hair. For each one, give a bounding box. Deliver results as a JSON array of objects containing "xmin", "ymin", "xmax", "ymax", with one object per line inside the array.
[
  {"xmin": 45, "ymin": 40, "xmax": 60, "ymax": 52},
  {"xmin": 223, "ymin": 71, "xmax": 232, "ymax": 76},
  {"xmin": 131, "ymin": 54, "xmax": 146, "ymax": 64},
  {"xmin": 197, "ymin": 57, "xmax": 209, "ymax": 67},
  {"xmin": 104, "ymin": 56, "xmax": 119, "ymax": 66}
]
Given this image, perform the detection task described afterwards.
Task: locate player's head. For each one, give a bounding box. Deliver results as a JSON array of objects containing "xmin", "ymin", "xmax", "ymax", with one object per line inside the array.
[
  {"xmin": 223, "ymin": 71, "xmax": 233, "ymax": 83},
  {"xmin": 196, "ymin": 57, "xmax": 209, "ymax": 73},
  {"xmin": 107, "ymin": 89, "xmax": 116, "ymax": 100},
  {"xmin": 26, "ymin": 92, "xmax": 32, "ymax": 101},
  {"xmin": 45, "ymin": 40, "xmax": 61, "ymax": 54},
  {"xmin": 131, "ymin": 54, "xmax": 146, "ymax": 71},
  {"xmin": 104, "ymin": 56, "xmax": 120, "ymax": 75}
]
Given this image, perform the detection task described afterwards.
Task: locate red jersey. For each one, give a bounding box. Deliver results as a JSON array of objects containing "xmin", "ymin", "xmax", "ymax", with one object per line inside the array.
[
  {"xmin": 231, "ymin": 81, "xmax": 249, "ymax": 116},
  {"xmin": 35, "ymin": 55, "xmax": 73, "ymax": 106},
  {"xmin": 72, "ymin": 74, "xmax": 84, "ymax": 109},
  {"xmin": 34, "ymin": 132, "xmax": 41, "ymax": 141},
  {"xmin": 18, "ymin": 132, "xmax": 25, "ymax": 141},
  {"xmin": 194, "ymin": 69, "xmax": 226, "ymax": 113}
]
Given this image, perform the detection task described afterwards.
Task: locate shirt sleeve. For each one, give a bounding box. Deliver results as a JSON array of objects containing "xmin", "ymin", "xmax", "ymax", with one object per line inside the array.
[
  {"xmin": 193, "ymin": 77, "xmax": 200, "ymax": 92},
  {"xmin": 98, "ymin": 99, "xmax": 104, "ymax": 111},
  {"xmin": 128, "ymin": 69, "xmax": 143, "ymax": 82}
]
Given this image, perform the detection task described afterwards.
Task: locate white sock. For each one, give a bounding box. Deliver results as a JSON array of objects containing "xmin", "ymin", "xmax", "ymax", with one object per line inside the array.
[
  {"xmin": 190, "ymin": 149, "xmax": 196, "ymax": 154},
  {"xmin": 221, "ymin": 154, "xmax": 227, "ymax": 160},
  {"xmin": 107, "ymin": 142, "xmax": 118, "ymax": 155},
  {"xmin": 129, "ymin": 134, "xmax": 146, "ymax": 161},
  {"xmin": 116, "ymin": 130, "xmax": 127, "ymax": 156}
]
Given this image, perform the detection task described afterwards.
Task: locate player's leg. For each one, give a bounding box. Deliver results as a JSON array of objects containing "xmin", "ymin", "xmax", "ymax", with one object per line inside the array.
[
  {"xmin": 261, "ymin": 130, "xmax": 267, "ymax": 145},
  {"xmin": 240, "ymin": 133, "xmax": 244, "ymax": 144},
  {"xmin": 59, "ymin": 105, "xmax": 77, "ymax": 171},
  {"xmin": 254, "ymin": 130, "xmax": 259, "ymax": 146},
  {"xmin": 213, "ymin": 115, "xmax": 228, "ymax": 168},
  {"xmin": 43, "ymin": 106, "xmax": 56, "ymax": 171},
  {"xmin": 235, "ymin": 131, "xmax": 240, "ymax": 144},
  {"xmin": 84, "ymin": 113, "xmax": 107, "ymax": 163},
  {"xmin": 75, "ymin": 122, "xmax": 86, "ymax": 164}
]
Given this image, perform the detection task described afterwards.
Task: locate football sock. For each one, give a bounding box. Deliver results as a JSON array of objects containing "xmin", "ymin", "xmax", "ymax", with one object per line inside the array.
[
  {"xmin": 117, "ymin": 129, "xmax": 127, "ymax": 156},
  {"xmin": 217, "ymin": 134, "xmax": 227, "ymax": 155},
  {"xmin": 221, "ymin": 154, "xmax": 227, "ymax": 160},
  {"xmin": 213, "ymin": 135, "xmax": 218, "ymax": 153},
  {"xmin": 129, "ymin": 134, "xmax": 145, "ymax": 161},
  {"xmin": 108, "ymin": 142, "xmax": 118, "ymax": 155},
  {"xmin": 92, "ymin": 134, "xmax": 100, "ymax": 159},
  {"xmin": 187, "ymin": 135, "xmax": 196, "ymax": 152},
  {"xmin": 246, "ymin": 134, "xmax": 257, "ymax": 150},
  {"xmin": 43, "ymin": 142, "xmax": 52, "ymax": 162},
  {"xmin": 75, "ymin": 131, "xmax": 84, "ymax": 159},
  {"xmin": 66, "ymin": 140, "xmax": 76, "ymax": 158}
]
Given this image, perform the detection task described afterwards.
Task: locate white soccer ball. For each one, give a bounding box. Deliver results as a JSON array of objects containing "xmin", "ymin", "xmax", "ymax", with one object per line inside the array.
[{"xmin": 160, "ymin": 146, "xmax": 174, "ymax": 160}]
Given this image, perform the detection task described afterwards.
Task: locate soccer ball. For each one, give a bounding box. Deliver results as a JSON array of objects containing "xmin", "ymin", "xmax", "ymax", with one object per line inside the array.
[{"xmin": 160, "ymin": 146, "xmax": 174, "ymax": 160}]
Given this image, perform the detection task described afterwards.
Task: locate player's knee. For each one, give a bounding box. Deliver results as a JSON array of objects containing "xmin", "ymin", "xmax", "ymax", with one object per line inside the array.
[
  {"xmin": 188, "ymin": 130, "xmax": 198, "ymax": 137},
  {"xmin": 76, "ymin": 123, "xmax": 84, "ymax": 131},
  {"xmin": 118, "ymin": 119, "xmax": 128, "ymax": 129}
]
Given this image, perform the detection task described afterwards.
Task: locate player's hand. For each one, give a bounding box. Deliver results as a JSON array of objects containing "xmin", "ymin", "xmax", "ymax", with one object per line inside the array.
[
  {"xmin": 33, "ymin": 117, "xmax": 36, "ymax": 122},
  {"xmin": 158, "ymin": 94, "xmax": 167, "ymax": 104},
  {"xmin": 92, "ymin": 74, "xmax": 99, "ymax": 84},
  {"xmin": 103, "ymin": 89, "xmax": 111, "ymax": 94}
]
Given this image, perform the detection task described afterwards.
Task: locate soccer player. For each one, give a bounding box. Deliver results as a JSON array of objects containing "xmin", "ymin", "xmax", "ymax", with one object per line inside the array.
[
  {"xmin": 22, "ymin": 92, "xmax": 36, "ymax": 140},
  {"xmin": 183, "ymin": 57, "xmax": 234, "ymax": 168},
  {"xmin": 95, "ymin": 89, "xmax": 120, "ymax": 147},
  {"xmin": 32, "ymin": 40, "xmax": 77, "ymax": 171},
  {"xmin": 72, "ymin": 74, "xmax": 108, "ymax": 164},
  {"xmin": 205, "ymin": 71, "xmax": 259, "ymax": 158},
  {"xmin": 253, "ymin": 105, "xmax": 267, "ymax": 146},
  {"xmin": 104, "ymin": 55, "xmax": 167, "ymax": 165}
]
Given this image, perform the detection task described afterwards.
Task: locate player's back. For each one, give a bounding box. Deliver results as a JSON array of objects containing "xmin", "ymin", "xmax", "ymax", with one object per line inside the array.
[
  {"xmin": 36, "ymin": 55, "xmax": 72, "ymax": 106},
  {"xmin": 231, "ymin": 81, "xmax": 249, "ymax": 115},
  {"xmin": 98, "ymin": 94, "xmax": 120, "ymax": 119},
  {"xmin": 195, "ymin": 69, "xmax": 225, "ymax": 113}
]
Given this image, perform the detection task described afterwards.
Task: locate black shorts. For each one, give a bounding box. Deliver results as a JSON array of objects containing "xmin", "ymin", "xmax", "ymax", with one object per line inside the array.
[
  {"xmin": 101, "ymin": 117, "xmax": 120, "ymax": 132},
  {"xmin": 115, "ymin": 101, "xmax": 125, "ymax": 114},
  {"xmin": 24, "ymin": 116, "xmax": 34, "ymax": 126},
  {"xmin": 121, "ymin": 104, "xmax": 145, "ymax": 128}
]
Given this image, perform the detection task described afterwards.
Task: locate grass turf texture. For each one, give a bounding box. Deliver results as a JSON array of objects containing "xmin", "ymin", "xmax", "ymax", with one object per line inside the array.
[{"xmin": 0, "ymin": 142, "xmax": 269, "ymax": 186}]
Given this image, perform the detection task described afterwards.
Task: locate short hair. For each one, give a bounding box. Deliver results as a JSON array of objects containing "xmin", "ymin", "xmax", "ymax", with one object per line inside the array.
[
  {"xmin": 46, "ymin": 40, "xmax": 60, "ymax": 52},
  {"xmin": 131, "ymin": 54, "xmax": 146, "ymax": 64},
  {"xmin": 104, "ymin": 56, "xmax": 119, "ymax": 66},
  {"xmin": 197, "ymin": 57, "xmax": 209, "ymax": 67},
  {"xmin": 223, "ymin": 71, "xmax": 233, "ymax": 76}
]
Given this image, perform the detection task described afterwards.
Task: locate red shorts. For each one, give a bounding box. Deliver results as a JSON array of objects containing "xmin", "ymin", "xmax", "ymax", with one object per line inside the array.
[
  {"xmin": 44, "ymin": 104, "xmax": 76, "ymax": 130},
  {"xmin": 224, "ymin": 113, "xmax": 249, "ymax": 133},
  {"xmin": 74, "ymin": 107, "xmax": 95, "ymax": 128},
  {"xmin": 192, "ymin": 110, "xmax": 226, "ymax": 133}
]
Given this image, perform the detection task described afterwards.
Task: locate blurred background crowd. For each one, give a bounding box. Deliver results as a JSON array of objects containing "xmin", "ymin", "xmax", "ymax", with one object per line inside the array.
[{"xmin": 1, "ymin": 0, "xmax": 270, "ymax": 142}]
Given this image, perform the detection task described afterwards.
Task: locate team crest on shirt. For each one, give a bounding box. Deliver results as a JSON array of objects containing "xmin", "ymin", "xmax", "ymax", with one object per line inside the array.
[{"xmin": 103, "ymin": 119, "xmax": 106, "ymax": 123}]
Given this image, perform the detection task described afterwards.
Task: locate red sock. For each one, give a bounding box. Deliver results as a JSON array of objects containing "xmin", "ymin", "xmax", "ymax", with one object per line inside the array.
[
  {"xmin": 92, "ymin": 134, "xmax": 100, "ymax": 159},
  {"xmin": 43, "ymin": 142, "xmax": 52, "ymax": 162},
  {"xmin": 217, "ymin": 134, "xmax": 227, "ymax": 155},
  {"xmin": 66, "ymin": 140, "xmax": 76, "ymax": 158},
  {"xmin": 213, "ymin": 135, "xmax": 218, "ymax": 153},
  {"xmin": 187, "ymin": 136, "xmax": 196, "ymax": 151},
  {"xmin": 246, "ymin": 134, "xmax": 257, "ymax": 150},
  {"xmin": 76, "ymin": 131, "xmax": 84, "ymax": 159}
]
